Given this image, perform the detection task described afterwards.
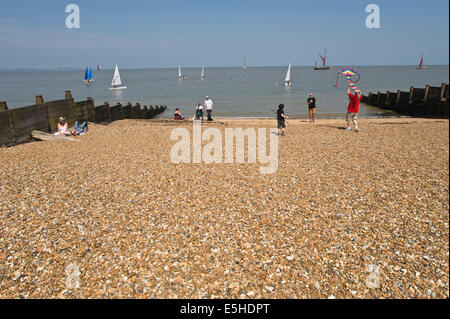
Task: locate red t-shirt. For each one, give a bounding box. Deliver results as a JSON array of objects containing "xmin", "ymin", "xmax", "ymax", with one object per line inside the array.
[{"xmin": 347, "ymin": 93, "xmax": 361, "ymax": 113}]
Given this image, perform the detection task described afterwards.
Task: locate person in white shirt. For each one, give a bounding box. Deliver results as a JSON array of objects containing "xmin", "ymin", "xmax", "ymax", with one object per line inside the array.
[
  {"xmin": 55, "ymin": 117, "xmax": 70, "ymax": 136},
  {"xmin": 204, "ymin": 96, "xmax": 213, "ymax": 121}
]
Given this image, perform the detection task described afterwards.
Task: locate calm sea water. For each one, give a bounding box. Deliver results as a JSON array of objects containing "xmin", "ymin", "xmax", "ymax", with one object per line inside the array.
[{"xmin": 0, "ymin": 65, "xmax": 448, "ymax": 118}]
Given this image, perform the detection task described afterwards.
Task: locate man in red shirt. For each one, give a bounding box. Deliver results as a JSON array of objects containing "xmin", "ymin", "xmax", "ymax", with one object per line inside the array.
[{"xmin": 346, "ymin": 87, "xmax": 361, "ymax": 132}]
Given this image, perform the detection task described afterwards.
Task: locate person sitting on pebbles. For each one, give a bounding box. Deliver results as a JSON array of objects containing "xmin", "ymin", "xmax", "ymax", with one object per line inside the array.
[
  {"xmin": 55, "ymin": 117, "xmax": 70, "ymax": 136},
  {"xmin": 55, "ymin": 117, "xmax": 89, "ymax": 136},
  {"xmin": 174, "ymin": 108, "xmax": 185, "ymax": 120},
  {"xmin": 70, "ymin": 121, "xmax": 89, "ymax": 136}
]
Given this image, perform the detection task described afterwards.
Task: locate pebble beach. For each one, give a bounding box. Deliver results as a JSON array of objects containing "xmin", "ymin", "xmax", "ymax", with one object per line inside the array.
[{"xmin": 0, "ymin": 118, "xmax": 448, "ymax": 299}]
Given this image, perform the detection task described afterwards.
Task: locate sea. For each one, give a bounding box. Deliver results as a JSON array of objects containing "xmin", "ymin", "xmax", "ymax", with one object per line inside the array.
[{"xmin": 0, "ymin": 65, "xmax": 448, "ymax": 118}]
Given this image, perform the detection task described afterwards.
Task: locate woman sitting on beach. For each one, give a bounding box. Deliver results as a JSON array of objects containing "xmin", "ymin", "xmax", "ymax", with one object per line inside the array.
[
  {"xmin": 55, "ymin": 117, "xmax": 70, "ymax": 136},
  {"xmin": 174, "ymin": 108, "xmax": 185, "ymax": 120}
]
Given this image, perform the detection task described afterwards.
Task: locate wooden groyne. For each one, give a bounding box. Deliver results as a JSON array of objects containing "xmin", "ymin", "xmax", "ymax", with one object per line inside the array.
[
  {"xmin": 0, "ymin": 91, "xmax": 167, "ymax": 147},
  {"xmin": 361, "ymin": 83, "xmax": 449, "ymax": 117}
]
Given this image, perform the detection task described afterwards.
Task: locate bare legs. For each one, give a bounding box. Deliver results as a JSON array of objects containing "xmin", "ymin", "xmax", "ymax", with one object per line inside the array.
[{"xmin": 346, "ymin": 113, "xmax": 359, "ymax": 131}]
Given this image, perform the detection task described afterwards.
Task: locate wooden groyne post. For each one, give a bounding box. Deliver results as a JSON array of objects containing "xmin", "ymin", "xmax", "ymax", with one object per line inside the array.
[
  {"xmin": 0, "ymin": 101, "xmax": 13, "ymax": 146},
  {"xmin": 35, "ymin": 95, "xmax": 45, "ymax": 105},
  {"xmin": 0, "ymin": 101, "xmax": 8, "ymax": 112}
]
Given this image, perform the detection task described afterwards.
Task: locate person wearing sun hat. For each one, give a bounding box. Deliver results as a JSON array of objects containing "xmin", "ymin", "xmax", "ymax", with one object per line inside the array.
[{"xmin": 55, "ymin": 116, "xmax": 70, "ymax": 136}]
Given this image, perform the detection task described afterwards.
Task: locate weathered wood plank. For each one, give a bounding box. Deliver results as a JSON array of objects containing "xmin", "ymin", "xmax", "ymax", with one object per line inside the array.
[
  {"xmin": 132, "ymin": 103, "xmax": 141, "ymax": 119},
  {"xmin": 110, "ymin": 103, "xmax": 123, "ymax": 121},
  {"xmin": 0, "ymin": 110, "xmax": 14, "ymax": 146},
  {"xmin": 31, "ymin": 130, "xmax": 80, "ymax": 142},
  {"xmin": 95, "ymin": 102, "xmax": 111, "ymax": 123},
  {"xmin": 122, "ymin": 103, "xmax": 132, "ymax": 119},
  {"xmin": 10, "ymin": 104, "xmax": 50, "ymax": 144},
  {"xmin": 75, "ymin": 98, "xmax": 95, "ymax": 122}
]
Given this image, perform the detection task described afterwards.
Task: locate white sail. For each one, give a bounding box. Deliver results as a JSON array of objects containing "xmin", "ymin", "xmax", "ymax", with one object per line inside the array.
[
  {"xmin": 111, "ymin": 65, "xmax": 122, "ymax": 86},
  {"xmin": 284, "ymin": 63, "xmax": 292, "ymax": 86},
  {"xmin": 201, "ymin": 66, "xmax": 204, "ymax": 78},
  {"xmin": 179, "ymin": 66, "xmax": 182, "ymax": 78}
]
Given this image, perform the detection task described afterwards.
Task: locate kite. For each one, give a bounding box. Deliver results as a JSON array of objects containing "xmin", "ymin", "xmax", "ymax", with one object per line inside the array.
[{"xmin": 335, "ymin": 67, "xmax": 361, "ymax": 94}]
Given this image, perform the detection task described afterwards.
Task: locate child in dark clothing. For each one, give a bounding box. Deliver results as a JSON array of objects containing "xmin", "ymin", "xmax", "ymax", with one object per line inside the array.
[{"xmin": 276, "ymin": 104, "xmax": 289, "ymax": 136}]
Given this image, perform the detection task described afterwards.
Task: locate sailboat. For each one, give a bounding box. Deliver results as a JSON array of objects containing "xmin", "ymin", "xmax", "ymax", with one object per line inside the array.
[
  {"xmin": 201, "ymin": 66, "xmax": 206, "ymax": 80},
  {"xmin": 84, "ymin": 67, "xmax": 94, "ymax": 85},
  {"xmin": 417, "ymin": 55, "xmax": 427, "ymax": 70},
  {"xmin": 178, "ymin": 66, "xmax": 187, "ymax": 80},
  {"xmin": 109, "ymin": 65, "xmax": 127, "ymax": 90},
  {"xmin": 243, "ymin": 57, "xmax": 247, "ymax": 69},
  {"xmin": 314, "ymin": 49, "xmax": 330, "ymax": 70},
  {"xmin": 284, "ymin": 63, "xmax": 292, "ymax": 87}
]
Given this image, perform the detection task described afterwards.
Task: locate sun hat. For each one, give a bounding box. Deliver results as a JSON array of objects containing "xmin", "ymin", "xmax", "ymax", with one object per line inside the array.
[{"xmin": 59, "ymin": 117, "xmax": 66, "ymax": 122}]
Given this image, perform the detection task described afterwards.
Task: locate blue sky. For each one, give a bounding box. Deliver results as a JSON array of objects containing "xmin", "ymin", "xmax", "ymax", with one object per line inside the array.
[{"xmin": 0, "ymin": 0, "xmax": 448, "ymax": 68}]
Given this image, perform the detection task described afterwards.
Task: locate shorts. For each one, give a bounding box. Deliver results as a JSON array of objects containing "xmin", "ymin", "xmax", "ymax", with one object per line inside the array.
[
  {"xmin": 308, "ymin": 106, "xmax": 317, "ymax": 110},
  {"xmin": 346, "ymin": 112, "xmax": 359, "ymax": 121},
  {"xmin": 277, "ymin": 121, "xmax": 286, "ymax": 129}
]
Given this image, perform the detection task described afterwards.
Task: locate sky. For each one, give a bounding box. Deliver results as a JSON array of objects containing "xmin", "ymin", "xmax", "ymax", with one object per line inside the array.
[{"xmin": 0, "ymin": 0, "xmax": 448, "ymax": 69}]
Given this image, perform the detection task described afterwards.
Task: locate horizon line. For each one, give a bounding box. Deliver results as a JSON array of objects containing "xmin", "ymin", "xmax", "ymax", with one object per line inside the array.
[{"xmin": 1, "ymin": 64, "xmax": 449, "ymax": 71}]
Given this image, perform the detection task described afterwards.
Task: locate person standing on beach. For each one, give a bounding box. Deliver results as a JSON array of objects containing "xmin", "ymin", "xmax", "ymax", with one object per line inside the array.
[
  {"xmin": 204, "ymin": 96, "xmax": 213, "ymax": 121},
  {"xmin": 307, "ymin": 93, "xmax": 317, "ymax": 123},
  {"xmin": 346, "ymin": 87, "xmax": 361, "ymax": 132},
  {"xmin": 195, "ymin": 103, "xmax": 204, "ymax": 120},
  {"xmin": 277, "ymin": 104, "xmax": 289, "ymax": 136}
]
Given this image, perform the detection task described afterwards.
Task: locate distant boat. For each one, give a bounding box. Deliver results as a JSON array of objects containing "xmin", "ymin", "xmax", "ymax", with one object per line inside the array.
[
  {"xmin": 243, "ymin": 57, "xmax": 247, "ymax": 69},
  {"xmin": 178, "ymin": 66, "xmax": 187, "ymax": 80},
  {"xmin": 84, "ymin": 67, "xmax": 94, "ymax": 85},
  {"xmin": 314, "ymin": 49, "xmax": 330, "ymax": 70},
  {"xmin": 97, "ymin": 64, "xmax": 101, "ymax": 71},
  {"xmin": 201, "ymin": 66, "xmax": 206, "ymax": 80},
  {"xmin": 109, "ymin": 65, "xmax": 127, "ymax": 90},
  {"xmin": 417, "ymin": 55, "xmax": 427, "ymax": 70},
  {"xmin": 284, "ymin": 63, "xmax": 292, "ymax": 87}
]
